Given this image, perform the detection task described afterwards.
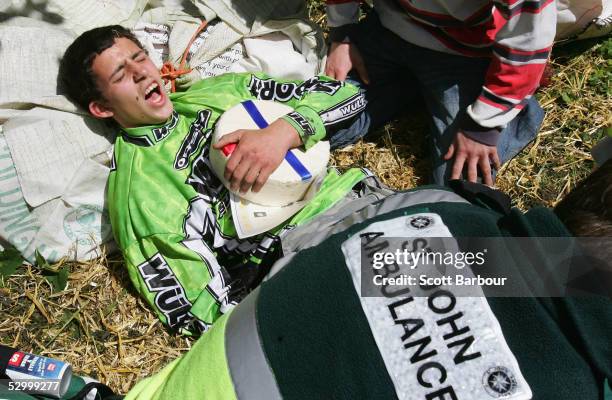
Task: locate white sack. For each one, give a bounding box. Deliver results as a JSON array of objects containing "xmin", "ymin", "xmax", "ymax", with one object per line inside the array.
[
  {"xmin": 556, "ymin": 0, "xmax": 612, "ymax": 40},
  {"xmin": 2, "ymin": 108, "xmax": 114, "ymax": 208}
]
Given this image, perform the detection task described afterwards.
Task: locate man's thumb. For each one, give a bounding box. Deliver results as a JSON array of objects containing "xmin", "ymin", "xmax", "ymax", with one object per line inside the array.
[
  {"xmin": 213, "ymin": 130, "xmax": 242, "ymax": 149},
  {"xmin": 355, "ymin": 61, "xmax": 370, "ymax": 85},
  {"xmin": 443, "ymin": 143, "xmax": 455, "ymax": 161}
]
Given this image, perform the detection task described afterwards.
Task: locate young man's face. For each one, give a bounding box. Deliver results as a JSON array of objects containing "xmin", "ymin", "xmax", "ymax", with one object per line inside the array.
[{"xmin": 88, "ymin": 37, "xmax": 173, "ymax": 128}]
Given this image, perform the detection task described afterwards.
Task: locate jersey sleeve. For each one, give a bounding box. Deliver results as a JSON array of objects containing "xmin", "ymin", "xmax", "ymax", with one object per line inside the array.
[
  {"xmin": 123, "ymin": 232, "xmax": 235, "ymax": 336},
  {"xmin": 463, "ymin": 0, "xmax": 556, "ymax": 142},
  {"xmin": 246, "ymin": 74, "xmax": 366, "ymax": 149}
]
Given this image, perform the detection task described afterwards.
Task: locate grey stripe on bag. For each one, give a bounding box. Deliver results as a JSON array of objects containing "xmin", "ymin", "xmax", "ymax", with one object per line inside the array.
[
  {"xmin": 278, "ymin": 185, "xmax": 469, "ymax": 263},
  {"xmin": 225, "ymin": 287, "xmax": 282, "ymax": 400}
]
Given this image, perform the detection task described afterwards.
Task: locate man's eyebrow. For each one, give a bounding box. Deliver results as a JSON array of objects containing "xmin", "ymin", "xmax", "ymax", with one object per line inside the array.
[
  {"xmin": 109, "ymin": 50, "xmax": 146, "ymax": 81},
  {"xmin": 132, "ymin": 50, "xmax": 145, "ymax": 59},
  {"xmin": 109, "ymin": 62, "xmax": 125, "ymax": 81}
]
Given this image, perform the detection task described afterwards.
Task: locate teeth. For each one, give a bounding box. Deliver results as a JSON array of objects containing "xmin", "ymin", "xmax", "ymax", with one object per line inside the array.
[{"xmin": 145, "ymin": 83, "xmax": 158, "ymax": 96}]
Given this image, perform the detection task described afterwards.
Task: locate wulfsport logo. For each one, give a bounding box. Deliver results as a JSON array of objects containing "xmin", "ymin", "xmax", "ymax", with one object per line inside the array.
[
  {"xmin": 138, "ymin": 254, "xmax": 193, "ymax": 328},
  {"xmin": 483, "ymin": 366, "xmax": 519, "ymax": 398},
  {"xmin": 319, "ymin": 93, "xmax": 366, "ymax": 127},
  {"xmin": 285, "ymin": 111, "xmax": 315, "ymax": 136},
  {"xmin": 174, "ymin": 109, "xmax": 212, "ymax": 170}
]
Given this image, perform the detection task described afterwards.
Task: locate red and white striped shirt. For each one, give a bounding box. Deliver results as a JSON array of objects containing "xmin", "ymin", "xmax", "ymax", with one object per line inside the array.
[{"xmin": 326, "ymin": 0, "xmax": 557, "ymax": 133}]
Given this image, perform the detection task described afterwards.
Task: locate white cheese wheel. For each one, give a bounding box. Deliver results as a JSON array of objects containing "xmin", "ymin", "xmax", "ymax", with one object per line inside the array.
[{"xmin": 209, "ymin": 100, "xmax": 330, "ymax": 207}]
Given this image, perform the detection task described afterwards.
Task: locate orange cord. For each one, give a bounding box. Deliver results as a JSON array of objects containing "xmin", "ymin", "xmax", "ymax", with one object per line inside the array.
[{"xmin": 160, "ymin": 19, "xmax": 209, "ymax": 93}]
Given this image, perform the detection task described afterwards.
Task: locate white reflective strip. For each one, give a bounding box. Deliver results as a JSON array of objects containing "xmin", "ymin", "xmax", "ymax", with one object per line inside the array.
[
  {"xmin": 225, "ymin": 288, "xmax": 283, "ymax": 400},
  {"xmin": 277, "ymin": 189, "xmax": 471, "ymax": 276},
  {"xmin": 341, "ymin": 214, "xmax": 532, "ymax": 400}
]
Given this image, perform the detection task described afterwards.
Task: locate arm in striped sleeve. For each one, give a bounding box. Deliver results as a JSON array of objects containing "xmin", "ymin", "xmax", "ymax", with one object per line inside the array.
[{"xmin": 463, "ymin": 0, "xmax": 557, "ymax": 144}]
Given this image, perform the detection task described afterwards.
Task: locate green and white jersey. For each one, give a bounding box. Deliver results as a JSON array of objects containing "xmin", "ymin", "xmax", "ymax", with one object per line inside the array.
[{"xmin": 108, "ymin": 73, "xmax": 368, "ymax": 335}]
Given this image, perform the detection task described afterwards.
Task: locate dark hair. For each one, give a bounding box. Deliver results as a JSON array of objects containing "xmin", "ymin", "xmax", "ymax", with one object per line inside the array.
[
  {"xmin": 554, "ymin": 158, "xmax": 612, "ymax": 236},
  {"xmin": 59, "ymin": 25, "xmax": 144, "ymax": 111}
]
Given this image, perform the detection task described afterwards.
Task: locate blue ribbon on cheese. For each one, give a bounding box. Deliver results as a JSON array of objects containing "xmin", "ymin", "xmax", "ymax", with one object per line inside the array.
[{"xmin": 241, "ymin": 100, "xmax": 312, "ymax": 181}]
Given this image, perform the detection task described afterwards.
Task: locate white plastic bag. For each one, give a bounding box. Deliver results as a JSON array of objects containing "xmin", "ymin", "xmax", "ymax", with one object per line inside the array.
[{"xmin": 556, "ymin": 0, "xmax": 612, "ymax": 40}]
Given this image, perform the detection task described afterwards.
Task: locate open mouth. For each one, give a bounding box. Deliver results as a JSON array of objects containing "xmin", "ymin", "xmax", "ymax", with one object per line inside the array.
[{"xmin": 144, "ymin": 82, "xmax": 163, "ymax": 103}]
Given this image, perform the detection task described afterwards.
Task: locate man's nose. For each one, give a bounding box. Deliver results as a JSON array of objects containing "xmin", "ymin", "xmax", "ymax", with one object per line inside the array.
[{"xmin": 126, "ymin": 60, "xmax": 147, "ymax": 82}]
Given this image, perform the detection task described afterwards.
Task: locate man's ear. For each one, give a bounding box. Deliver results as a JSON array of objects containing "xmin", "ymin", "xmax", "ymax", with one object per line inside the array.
[{"xmin": 89, "ymin": 100, "xmax": 114, "ymax": 119}]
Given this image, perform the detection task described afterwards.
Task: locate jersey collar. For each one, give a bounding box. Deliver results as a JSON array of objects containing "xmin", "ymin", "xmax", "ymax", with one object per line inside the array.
[{"xmin": 120, "ymin": 110, "xmax": 180, "ymax": 147}]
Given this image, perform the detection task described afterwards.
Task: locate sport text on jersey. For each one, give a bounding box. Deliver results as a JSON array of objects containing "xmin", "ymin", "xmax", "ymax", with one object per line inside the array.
[{"xmin": 248, "ymin": 76, "xmax": 342, "ymax": 102}]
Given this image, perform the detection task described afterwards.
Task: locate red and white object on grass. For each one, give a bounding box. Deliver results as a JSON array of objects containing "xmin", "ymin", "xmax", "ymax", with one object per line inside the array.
[{"xmin": 3, "ymin": 346, "xmax": 72, "ymax": 398}]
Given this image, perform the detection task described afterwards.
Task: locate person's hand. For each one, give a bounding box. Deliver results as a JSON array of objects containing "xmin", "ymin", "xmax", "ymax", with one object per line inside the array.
[
  {"xmin": 443, "ymin": 131, "xmax": 501, "ymax": 186},
  {"xmin": 325, "ymin": 41, "xmax": 370, "ymax": 84},
  {"xmin": 213, "ymin": 118, "xmax": 302, "ymax": 194}
]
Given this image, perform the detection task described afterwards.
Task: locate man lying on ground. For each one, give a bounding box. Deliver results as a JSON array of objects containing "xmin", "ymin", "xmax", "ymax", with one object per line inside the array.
[
  {"xmin": 60, "ymin": 25, "xmax": 370, "ymax": 335},
  {"xmin": 124, "ymin": 159, "xmax": 612, "ymax": 400}
]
